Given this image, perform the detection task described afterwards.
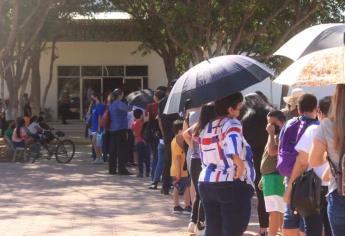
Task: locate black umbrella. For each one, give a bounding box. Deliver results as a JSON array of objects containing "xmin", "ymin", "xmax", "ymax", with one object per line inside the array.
[
  {"xmin": 274, "ymin": 23, "xmax": 345, "ymax": 61},
  {"xmin": 126, "ymin": 89, "xmax": 154, "ymax": 109},
  {"xmin": 163, "ymin": 55, "xmax": 273, "ymax": 114}
]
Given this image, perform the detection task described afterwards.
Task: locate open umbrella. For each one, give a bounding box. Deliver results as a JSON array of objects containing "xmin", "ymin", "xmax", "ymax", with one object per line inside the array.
[
  {"xmin": 163, "ymin": 55, "xmax": 274, "ymax": 114},
  {"xmin": 126, "ymin": 89, "xmax": 154, "ymax": 109},
  {"xmin": 274, "ymin": 47, "xmax": 345, "ymax": 87},
  {"xmin": 274, "ymin": 23, "xmax": 345, "ymax": 61}
]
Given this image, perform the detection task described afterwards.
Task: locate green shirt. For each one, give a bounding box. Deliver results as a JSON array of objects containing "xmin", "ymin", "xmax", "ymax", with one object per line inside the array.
[{"xmin": 4, "ymin": 128, "xmax": 13, "ymax": 140}]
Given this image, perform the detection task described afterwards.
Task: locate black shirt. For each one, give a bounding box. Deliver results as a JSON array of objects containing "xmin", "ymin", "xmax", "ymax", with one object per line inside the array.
[{"xmin": 157, "ymin": 97, "xmax": 179, "ymax": 143}]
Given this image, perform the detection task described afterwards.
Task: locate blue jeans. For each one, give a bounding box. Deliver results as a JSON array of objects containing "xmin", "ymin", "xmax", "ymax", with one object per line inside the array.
[
  {"xmin": 199, "ymin": 181, "xmax": 254, "ymax": 236},
  {"xmin": 327, "ymin": 190, "xmax": 345, "ymax": 236},
  {"xmin": 136, "ymin": 142, "xmax": 150, "ymax": 175},
  {"xmin": 150, "ymin": 142, "xmax": 158, "ymax": 181},
  {"xmin": 303, "ymin": 186, "xmax": 331, "ymax": 236},
  {"xmin": 153, "ymin": 142, "xmax": 166, "ymax": 183}
]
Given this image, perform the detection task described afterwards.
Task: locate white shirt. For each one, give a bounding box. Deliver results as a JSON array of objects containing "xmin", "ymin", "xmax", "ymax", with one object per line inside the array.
[
  {"xmin": 28, "ymin": 121, "xmax": 40, "ymax": 135},
  {"xmin": 295, "ymin": 124, "xmax": 329, "ymax": 186}
]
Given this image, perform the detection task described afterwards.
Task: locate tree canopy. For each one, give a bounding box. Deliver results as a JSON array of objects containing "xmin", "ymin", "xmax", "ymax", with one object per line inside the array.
[{"xmin": 112, "ymin": 0, "xmax": 345, "ymax": 81}]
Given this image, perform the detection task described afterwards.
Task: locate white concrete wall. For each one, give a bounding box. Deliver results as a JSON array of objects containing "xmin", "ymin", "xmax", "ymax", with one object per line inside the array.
[{"xmin": 39, "ymin": 41, "xmax": 168, "ymax": 119}]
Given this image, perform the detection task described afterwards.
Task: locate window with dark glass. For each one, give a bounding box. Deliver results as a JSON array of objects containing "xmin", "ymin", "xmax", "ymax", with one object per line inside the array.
[
  {"xmin": 103, "ymin": 66, "xmax": 124, "ymax": 76},
  {"xmin": 125, "ymin": 66, "xmax": 148, "ymax": 76},
  {"xmin": 58, "ymin": 66, "xmax": 80, "ymax": 77},
  {"xmin": 81, "ymin": 66, "xmax": 102, "ymax": 76}
]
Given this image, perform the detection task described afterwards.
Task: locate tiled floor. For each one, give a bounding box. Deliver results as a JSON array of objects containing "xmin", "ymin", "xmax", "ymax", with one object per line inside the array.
[{"xmin": 0, "ymin": 145, "xmax": 259, "ymax": 236}]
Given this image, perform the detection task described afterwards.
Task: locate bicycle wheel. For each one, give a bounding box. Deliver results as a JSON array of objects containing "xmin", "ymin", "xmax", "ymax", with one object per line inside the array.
[{"xmin": 55, "ymin": 139, "xmax": 75, "ymax": 163}]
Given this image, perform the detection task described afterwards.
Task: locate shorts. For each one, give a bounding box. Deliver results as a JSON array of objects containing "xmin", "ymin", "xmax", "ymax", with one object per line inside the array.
[
  {"xmin": 262, "ymin": 173, "xmax": 285, "ymax": 213},
  {"xmin": 283, "ymin": 176, "xmax": 304, "ymax": 230},
  {"xmin": 171, "ymin": 176, "xmax": 191, "ymax": 195},
  {"xmin": 283, "ymin": 204, "xmax": 304, "ymax": 230},
  {"xmin": 91, "ymin": 132, "xmax": 103, "ymax": 148}
]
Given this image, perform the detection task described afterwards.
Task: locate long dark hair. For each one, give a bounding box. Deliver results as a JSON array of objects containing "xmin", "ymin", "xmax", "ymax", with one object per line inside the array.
[
  {"xmin": 193, "ymin": 103, "xmax": 216, "ymax": 136},
  {"xmin": 16, "ymin": 118, "xmax": 25, "ymax": 138},
  {"xmin": 241, "ymin": 93, "xmax": 274, "ymax": 169}
]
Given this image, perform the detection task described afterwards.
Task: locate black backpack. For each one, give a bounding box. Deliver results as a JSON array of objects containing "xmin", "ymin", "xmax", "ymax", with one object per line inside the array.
[
  {"xmin": 141, "ymin": 120, "xmax": 159, "ymax": 144},
  {"xmin": 290, "ymin": 169, "xmax": 322, "ymax": 217}
]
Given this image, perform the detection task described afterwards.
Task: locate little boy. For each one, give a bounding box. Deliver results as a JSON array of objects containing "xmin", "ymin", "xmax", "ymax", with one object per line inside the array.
[
  {"xmin": 132, "ymin": 109, "xmax": 150, "ymax": 177},
  {"xmin": 171, "ymin": 119, "xmax": 191, "ymax": 214}
]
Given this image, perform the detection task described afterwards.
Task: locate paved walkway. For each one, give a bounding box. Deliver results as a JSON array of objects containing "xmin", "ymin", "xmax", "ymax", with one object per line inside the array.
[{"xmin": 0, "ymin": 146, "xmax": 259, "ymax": 236}]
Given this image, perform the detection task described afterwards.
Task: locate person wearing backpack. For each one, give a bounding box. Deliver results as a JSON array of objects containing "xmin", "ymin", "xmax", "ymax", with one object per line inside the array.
[
  {"xmin": 278, "ymin": 93, "xmax": 319, "ymax": 236},
  {"xmin": 197, "ymin": 92, "xmax": 255, "ymax": 236},
  {"xmin": 284, "ymin": 96, "xmax": 332, "ymax": 236},
  {"xmin": 309, "ymin": 84, "xmax": 345, "ymax": 236}
]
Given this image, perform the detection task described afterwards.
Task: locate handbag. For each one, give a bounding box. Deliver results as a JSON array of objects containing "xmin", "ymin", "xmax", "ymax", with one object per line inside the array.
[
  {"xmin": 100, "ymin": 109, "xmax": 110, "ymax": 129},
  {"xmin": 290, "ymin": 169, "xmax": 322, "ymax": 217}
]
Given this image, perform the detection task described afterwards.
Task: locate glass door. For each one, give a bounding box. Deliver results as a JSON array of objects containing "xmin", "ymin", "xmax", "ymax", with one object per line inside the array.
[
  {"xmin": 58, "ymin": 77, "xmax": 80, "ymax": 120},
  {"xmin": 82, "ymin": 77, "xmax": 102, "ymax": 119}
]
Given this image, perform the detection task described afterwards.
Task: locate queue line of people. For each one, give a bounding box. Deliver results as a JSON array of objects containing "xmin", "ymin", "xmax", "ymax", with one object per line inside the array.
[{"xmin": 85, "ymin": 83, "xmax": 345, "ymax": 236}]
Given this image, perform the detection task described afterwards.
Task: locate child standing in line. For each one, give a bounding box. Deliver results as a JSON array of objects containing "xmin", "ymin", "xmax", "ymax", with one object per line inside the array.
[
  {"xmin": 171, "ymin": 119, "xmax": 191, "ymax": 214},
  {"xmin": 132, "ymin": 109, "xmax": 150, "ymax": 177}
]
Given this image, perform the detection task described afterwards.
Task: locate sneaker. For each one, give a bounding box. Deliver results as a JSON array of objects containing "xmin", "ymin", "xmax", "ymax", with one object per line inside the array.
[
  {"xmin": 149, "ymin": 182, "xmax": 158, "ymax": 189},
  {"xmin": 118, "ymin": 170, "xmax": 133, "ymax": 175},
  {"xmin": 93, "ymin": 158, "xmax": 103, "ymax": 164},
  {"xmin": 183, "ymin": 206, "xmax": 192, "ymax": 215},
  {"xmin": 187, "ymin": 222, "xmax": 197, "ymax": 235},
  {"xmin": 197, "ymin": 221, "xmax": 205, "ymax": 231},
  {"xmin": 173, "ymin": 206, "xmax": 184, "ymax": 214}
]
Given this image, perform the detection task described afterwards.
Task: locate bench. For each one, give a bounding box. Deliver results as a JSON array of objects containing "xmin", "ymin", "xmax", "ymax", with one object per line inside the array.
[{"xmin": 3, "ymin": 136, "xmax": 27, "ymax": 162}]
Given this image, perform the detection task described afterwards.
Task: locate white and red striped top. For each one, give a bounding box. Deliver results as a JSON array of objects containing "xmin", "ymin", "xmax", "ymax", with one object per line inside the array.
[{"xmin": 198, "ymin": 117, "xmax": 255, "ymax": 184}]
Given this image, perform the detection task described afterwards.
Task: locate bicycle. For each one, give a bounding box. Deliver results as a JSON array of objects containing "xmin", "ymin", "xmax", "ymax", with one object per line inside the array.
[{"xmin": 30, "ymin": 129, "xmax": 76, "ymax": 163}]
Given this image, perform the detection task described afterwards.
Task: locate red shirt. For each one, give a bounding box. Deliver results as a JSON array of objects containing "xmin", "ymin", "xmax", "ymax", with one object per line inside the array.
[
  {"xmin": 145, "ymin": 102, "xmax": 159, "ymax": 122},
  {"xmin": 132, "ymin": 119, "xmax": 144, "ymax": 143}
]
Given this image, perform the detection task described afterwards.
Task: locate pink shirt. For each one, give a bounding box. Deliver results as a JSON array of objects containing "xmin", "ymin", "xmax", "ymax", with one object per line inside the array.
[{"xmin": 12, "ymin": 127, "xmax": 29, "ymax": 143}]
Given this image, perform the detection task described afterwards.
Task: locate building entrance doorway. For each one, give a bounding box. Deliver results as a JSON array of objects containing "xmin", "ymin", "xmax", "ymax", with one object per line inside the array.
[{"xmin": 57, "ymin": 65, "xmax": 148, "ymax": 120}]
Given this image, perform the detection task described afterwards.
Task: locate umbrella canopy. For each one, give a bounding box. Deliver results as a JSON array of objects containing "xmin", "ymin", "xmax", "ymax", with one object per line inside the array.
[
  {"xmin": 274, "ymin": 23, "xmax": 345, "ymax": 61},
  {"xmin": 163, "ymin": 55, "xmax": 274, "ymax": 114},
  {"xmin": 126, "ymin": 89, "xmax": 154, "ymax": 109},
  {"xmin": 274, "ymin": 47, "xmax": 345, "ymax": 87}
]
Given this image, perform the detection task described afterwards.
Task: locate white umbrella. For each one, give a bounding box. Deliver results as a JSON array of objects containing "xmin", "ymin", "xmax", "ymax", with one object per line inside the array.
[
  {"xmin": 274, "ymin": 23, "xmax": 345, "ymax": 61},
  {"xmin": 274, "ymin": 47, "xmax": 345, "ymax": 87}
]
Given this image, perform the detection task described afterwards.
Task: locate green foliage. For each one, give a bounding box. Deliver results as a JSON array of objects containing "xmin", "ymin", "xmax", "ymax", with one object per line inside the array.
[{"xmin": 112, "ymin": 0, "xmax": 345, "ymax": 80}]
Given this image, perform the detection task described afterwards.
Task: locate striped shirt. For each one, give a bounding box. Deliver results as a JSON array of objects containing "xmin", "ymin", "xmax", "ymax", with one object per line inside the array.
[{"xmin": 198, "ymin": 117, "xmax": 255, "ymax": 184}]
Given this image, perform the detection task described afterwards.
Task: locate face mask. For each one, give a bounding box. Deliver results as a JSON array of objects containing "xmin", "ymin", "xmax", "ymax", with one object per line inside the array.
[{"xmin": 274, "ymin": 125, "xmax": 281, "ymax": 135}]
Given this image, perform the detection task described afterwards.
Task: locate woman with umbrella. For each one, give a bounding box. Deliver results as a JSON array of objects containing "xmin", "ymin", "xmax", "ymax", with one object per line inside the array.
[{"xmin": 196, "ymin": 92, "xmax": 255, "ymax": 236}]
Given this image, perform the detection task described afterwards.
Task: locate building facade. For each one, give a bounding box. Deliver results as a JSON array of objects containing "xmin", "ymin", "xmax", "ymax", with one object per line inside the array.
[{"xmin": 40, "ymin": 41, "xmax": 167, "ymax": 120}]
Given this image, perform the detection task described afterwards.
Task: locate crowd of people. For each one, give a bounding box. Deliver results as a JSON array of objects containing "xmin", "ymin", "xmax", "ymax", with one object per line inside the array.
[
  {"xmin": 85, "ymin": 82, "xmax": 345, "ymax": 236},
  {"xmin": 0, "ymin": 93, "xmax": 52, "ymax": 161}
]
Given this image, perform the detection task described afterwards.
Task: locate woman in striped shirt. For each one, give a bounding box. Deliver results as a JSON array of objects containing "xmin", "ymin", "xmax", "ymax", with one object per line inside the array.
[{"xmin": 196, "ymin": 92, "xmax": 255, "ymax": 236}]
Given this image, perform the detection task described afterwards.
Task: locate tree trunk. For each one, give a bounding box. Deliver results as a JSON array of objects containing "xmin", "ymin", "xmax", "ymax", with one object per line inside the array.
[
  {"xmin": 30, "ymin": 42, "xmax": 42, "ymax": 115},
  {"xmin": 42, "ymin": 40, "xmax": 57, "ymax": 108},
  {"xmin": 163, "ymin": 54, "xmax": 178, "ymax": 82}
]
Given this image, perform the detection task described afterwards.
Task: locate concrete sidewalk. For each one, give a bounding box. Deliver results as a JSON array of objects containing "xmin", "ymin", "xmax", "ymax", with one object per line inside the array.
[{"xmin": 0, "ymin": 145, "xmax": 259, "ymax": 236}]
